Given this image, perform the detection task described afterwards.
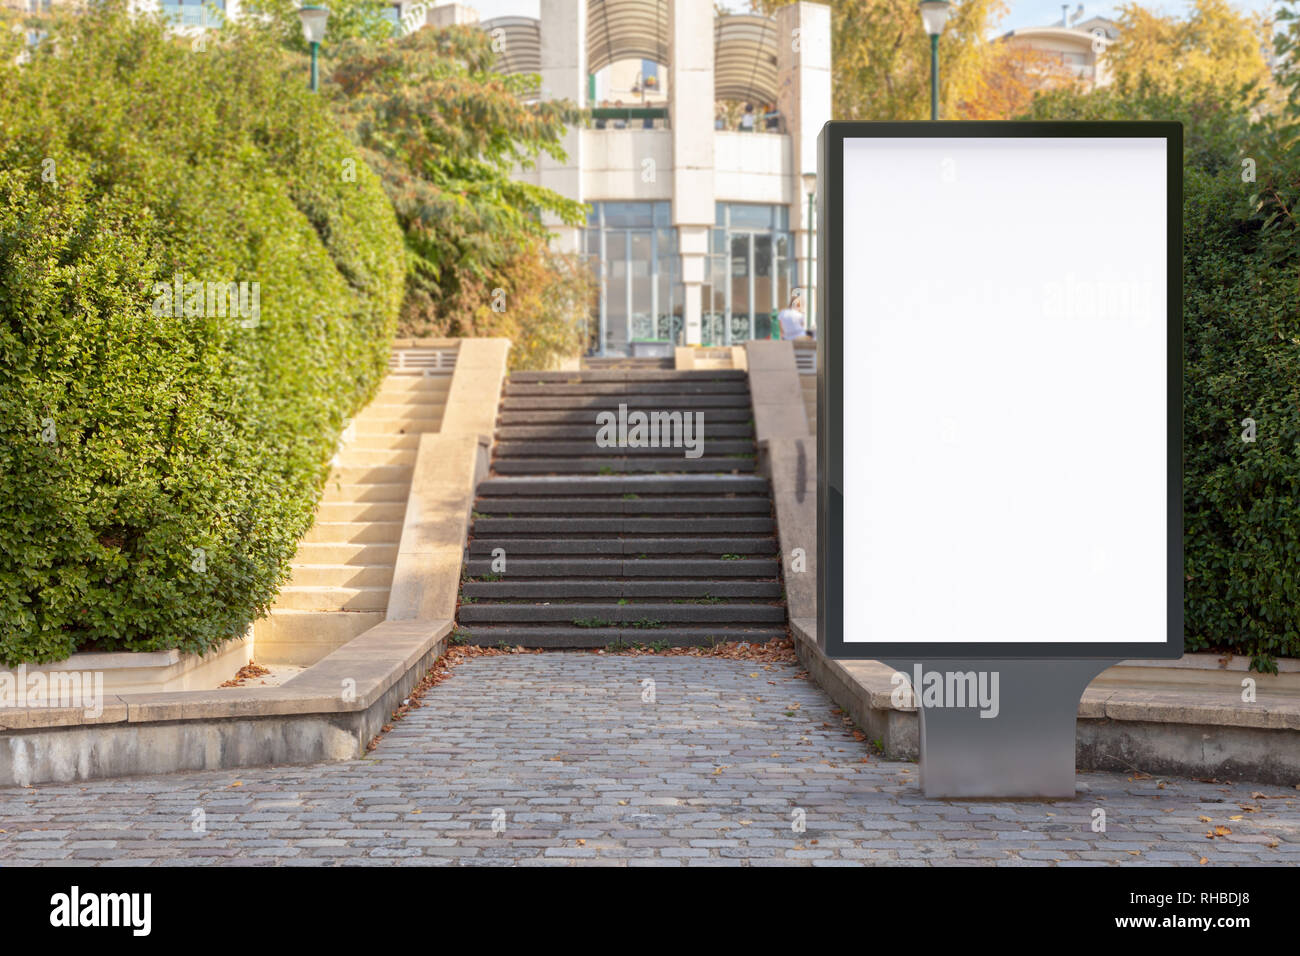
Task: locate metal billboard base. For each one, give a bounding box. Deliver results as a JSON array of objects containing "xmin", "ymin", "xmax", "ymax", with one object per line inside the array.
[{"xmin": 884, "ymin": 659, "xmax": 1117, "ymax": 799}]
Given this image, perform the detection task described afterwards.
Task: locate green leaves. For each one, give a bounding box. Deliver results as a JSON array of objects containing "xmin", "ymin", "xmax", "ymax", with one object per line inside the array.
[
  {"xmin": 0, "ymin": 3, "xmax": 405, "ymax": 665},
  {"xmin": 325, "ymin": 25, "xmax": 589, "ymax": 368}
]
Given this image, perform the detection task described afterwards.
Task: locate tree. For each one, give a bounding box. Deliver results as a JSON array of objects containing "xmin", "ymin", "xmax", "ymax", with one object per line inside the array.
[
  {"xmin": 241, "ymin": 0, "xmax": 396, "ymax": 52},
  {"xmin": 753, "ymin": 0, "xmax": 1008, "ymax": 120},
  {"xmin": 956, "ymin": 42, "xmax": 1077, "ymax": 120},
  {"xmin": 1106, "ymin": 0, "xmax": 1276, "ymax": 107},
  {"xmin": 325, "ymin": 25, "xmax": 590, "ymax": 367}
]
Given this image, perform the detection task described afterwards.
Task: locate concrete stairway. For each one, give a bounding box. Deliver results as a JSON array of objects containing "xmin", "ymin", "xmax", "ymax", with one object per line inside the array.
[
  {"xmin": 254, "ymin": 368, "xmax": 452, "ymax": 664},
  {"xmin": 583, "ymin": 356, "xmax": 674, "ymax": 371},
  {"xmin": 456, "ymin": 365, "xmax": 788, "ymax": 648}
]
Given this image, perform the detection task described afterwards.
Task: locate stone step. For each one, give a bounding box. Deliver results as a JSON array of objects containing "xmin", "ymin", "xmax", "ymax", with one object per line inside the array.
[
  {"xmin": 328, "ymin": 463, "xmax": 415, "ymax": 485},
  {"xmin": 352, "ymin": 414, "xmax": 444, "ymax": 433},
  {"xmin": 346, "ymin": 433, "xmax": 423, "ymax": 451},
  {"xmin": 470, "ymin": 516, "xmax": 773, "ymax": 535},
  {"xmin": 319, "ymin": 481, "xmax": 412, "ymax": 504},
  {"xmin": 476, "ymin": 475, "xmax": 770, "ymax": 496},
  {"xmin": 452, "ymin": 624, "xmax": 788, "ymax": 649},
  {"xmin": 504, "ymin": 381, "xmax": 749, "ymax": 396},
  {"xmin": 467, "ymin": 537, "xmax": 778, "ymax": 556},
  {"xmin": 334, "ymin": 448, "xmax": 418, "ymax": 468},
  {"xmin": 463, "ymin": 557, "xmax": 780, "ymax": 578},
  {"xmin": 499, "ymin": 409, "xmax": 752, "ymax": 426},
  {"xmin": 472, "ymin": 496, "xmax": 772, "ymax": 515},
  {"xmin": 376, "ymin": 378, "xmax": 453, "ymax": 394},
  {"xmin": 288, "ymin": 563, "xmax": 397, "ymax": 588},
  {"xmin": 580, "ymin": 357, "xmax": 675, "ymax": 371},
  {"xmin": 254, "ymin": 610, "xmax": 387, "ymax": 666},
  {"xmin": 493, "ymin": 441, "xmax": 755, "ymax": 458},
  {"xmin": 511, "ymin": 370, "xmax": 747, "ymax": 383},
  {"xmin": 495, "ymin": 424, "xmax": 755, "ymax": 440},
  {"xmin": 277, "ymin": 585, "xmax": 392, "ymax": 612},
  {"xmin": 461, "ymin": 579, "xmax": 782, "ymax": 599},
  {"xmin": 316, "ymin": 500, "xmax": 409, "ymax": 523},
  {"xmin": 304, "ymin": 521, "xmax": 404, "ymax": 544},
  {"xmin": 294, "ymin": 542, "xmax": 400, "ymax": 564},
  {"xmin": 363, "ymin": 400, "xmax": 449, "ymax": 415},
  {"xmin": 492, "ymin": 457, "xmax": 756, "ymax": 475},
  {"xmin": 459, "ymin": 602, "xmax": 785, "ymax": 624},
  {"xmin": 500, "ymin": 394, "xmax": 751, "ymax": 410}
]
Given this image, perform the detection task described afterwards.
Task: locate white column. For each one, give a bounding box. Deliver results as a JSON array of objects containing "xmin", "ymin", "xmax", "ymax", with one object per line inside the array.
[
  {"xmin": 776, "ymin": 2, "xmax": 831, "ymax": 330},
  {"xmin": 669, "ymin": 0, "xmax": 714, "ymax": 346},
  {"xmin": 427, "ymin": 3, "xmax": 480, "ymax": 27},
  {"xmin": 538, "ymin": 0, "xmax": 586, "ymax": 254}
]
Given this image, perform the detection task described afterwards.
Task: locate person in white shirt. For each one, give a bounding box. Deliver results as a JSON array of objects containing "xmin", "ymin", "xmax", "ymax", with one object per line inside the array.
[{"xmin": 777, "ymin": 291, "xmax": 807, "ymax": 340}]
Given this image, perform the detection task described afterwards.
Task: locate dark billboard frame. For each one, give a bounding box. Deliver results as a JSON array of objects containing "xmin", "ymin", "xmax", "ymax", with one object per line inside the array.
[{"xmin": 816, "ymin": 121, "xmax": 1183, "ymax": 660}]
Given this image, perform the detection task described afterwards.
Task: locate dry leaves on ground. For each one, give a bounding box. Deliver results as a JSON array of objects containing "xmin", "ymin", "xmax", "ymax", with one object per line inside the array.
[{"xmin": 219, "ymin": 663, "xmax": 271, "ymax": 687}]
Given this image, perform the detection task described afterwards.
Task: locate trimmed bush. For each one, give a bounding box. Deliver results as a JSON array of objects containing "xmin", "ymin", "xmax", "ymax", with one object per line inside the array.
[
  {"xmin": 0, "ymin": 6, "xmax": 406, "ymax": 665},
  {"xmin": 1181, "ymin": 163, "xmax": 1300, "ymax": 670}
]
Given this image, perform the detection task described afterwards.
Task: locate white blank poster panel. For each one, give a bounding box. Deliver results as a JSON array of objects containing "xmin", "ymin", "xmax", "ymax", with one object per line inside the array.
[{"xmin": 841, "ymin": 137, "xmax": 1167, "ymax": 644}]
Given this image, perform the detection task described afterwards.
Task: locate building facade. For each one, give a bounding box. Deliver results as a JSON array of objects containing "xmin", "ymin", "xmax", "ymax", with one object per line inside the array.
[
  {"xmin": 477, "ymin": 0, "xmax": 832, "ymax": 355},
  {"xmin": 999, "ymin": 6, "xmax": 1119, "ymax": 89}
]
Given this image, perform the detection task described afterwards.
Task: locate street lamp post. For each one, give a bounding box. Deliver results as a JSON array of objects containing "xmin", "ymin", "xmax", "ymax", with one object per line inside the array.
[
  {"xmin": 298, "ymin": 5, "xmax": 330, "ymax": 93},
  {"xmin": 919, "ymin": 0, "xmax": 951, "ymax": 121}
]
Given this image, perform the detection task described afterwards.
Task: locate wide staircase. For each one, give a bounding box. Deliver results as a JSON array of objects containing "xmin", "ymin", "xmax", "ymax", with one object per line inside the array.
[
  {"xmin": 254, "ymin": 345, "xmax": 455, "ymax": 664},
  {"xmin": 456, "ymin": 362, "xmax": 789, "ymax": 648}
]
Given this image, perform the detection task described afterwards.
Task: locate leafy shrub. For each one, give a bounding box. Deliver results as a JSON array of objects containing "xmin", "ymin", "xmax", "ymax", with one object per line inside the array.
[{"xmin": 0, "ymin": 5, "xmax": 405, "ymax": 664}]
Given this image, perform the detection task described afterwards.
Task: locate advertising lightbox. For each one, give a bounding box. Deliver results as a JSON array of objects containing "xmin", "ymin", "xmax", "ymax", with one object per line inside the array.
[{"xmin": 817, "ymin": 123, "xmax": 1182, "ymax": 659}]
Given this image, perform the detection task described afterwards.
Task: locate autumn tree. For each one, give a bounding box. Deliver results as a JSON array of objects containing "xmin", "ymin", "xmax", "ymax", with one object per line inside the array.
[
  {"xmin": 752, "ymin": 0, "xmax": 1007, "ymax": 120},
  {"xmin": 1106, "ymin": 0, "xmax": 1276, "ymax": 106},
  {"xmin": 957, "ymin": 42, "xmax": 1077, "ymax": 120}
]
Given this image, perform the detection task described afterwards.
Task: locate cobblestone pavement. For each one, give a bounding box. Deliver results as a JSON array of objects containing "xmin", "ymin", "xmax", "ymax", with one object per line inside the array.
[{"xmin": 1, "ymin": 653, "xmax": 1297, "ymax": 866}]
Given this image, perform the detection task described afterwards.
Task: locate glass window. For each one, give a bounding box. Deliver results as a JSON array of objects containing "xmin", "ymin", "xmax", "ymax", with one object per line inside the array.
[
  {"xmin": 382, "ymin": 4, "xmax": 402, "ymax": 34},
  {"xmin": 582, "ymin": 202, "xmax": 680, "ymax": 354},
  {"xmin": 726, "ymin": 204, "xmax": 775, "ymax": 230},
  {"xmin": 161, "ymin": 0, "xmax": 225, "ymax": 27},
  {"xmin": 713, "ymin": 203, "xmax": 799, "ymax": 344},
  {"xmin": 603, "ymin": 202, "xmax": 657, "ymax": 229}
]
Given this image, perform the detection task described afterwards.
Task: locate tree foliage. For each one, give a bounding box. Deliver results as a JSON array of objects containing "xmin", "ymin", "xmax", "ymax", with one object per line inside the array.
[
  {"xmin": 754, "ymin": 0, "xmax": 1009, "ymax": 120},
  {"xmin": 1106, "ymin": 0, "xmax": 1276, "ymax": 107},
  {"xmin": 326, "ymin": 24, "xmax": 588, "ymax": 358},
  {"xmin": 243, "ymin": 2, "xmax": 594, "ymax": 368},
  {"xmin": 0, "ymin": 4, "xmax": 405, "ymax": 664}
]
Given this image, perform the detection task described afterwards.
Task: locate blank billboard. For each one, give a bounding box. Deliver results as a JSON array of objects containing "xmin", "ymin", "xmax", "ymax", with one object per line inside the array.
[{"xmin": 818, "ymin": 123, "xmax": 1182, "ymax": 659}]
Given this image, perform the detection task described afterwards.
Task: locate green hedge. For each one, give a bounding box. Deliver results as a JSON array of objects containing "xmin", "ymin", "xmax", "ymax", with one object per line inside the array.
[
  {"xmin": 0, "ymin": 6, "xmax": 406, "ymax": 665},
  {"xmin": 1182, "ymin": 164, "xmax": 1300, "ymax": 670}
]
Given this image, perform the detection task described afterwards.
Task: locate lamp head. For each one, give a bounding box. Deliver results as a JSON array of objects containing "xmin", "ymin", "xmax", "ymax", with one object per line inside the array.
[
  {"xmin": 298, "ymin": 5, "xmax": 329, "ymax": 44},
  {"xmin": 919, "ymin": 0, "xmax": 951, "ymax": 36}
]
